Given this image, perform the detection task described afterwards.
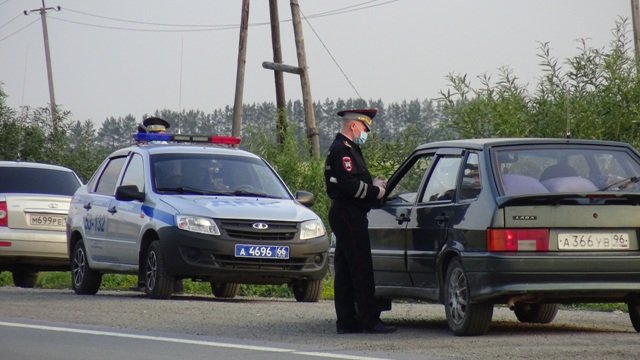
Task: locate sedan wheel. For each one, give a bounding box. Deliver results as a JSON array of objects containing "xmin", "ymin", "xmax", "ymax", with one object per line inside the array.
[
  {"xmin": 71, "ymin": 240, "xmax": 102, "ymax": 295},
  {"xmin": 145, "ymin": 241, "xmax": 174, "ymax": 299},
  {"xmin": 12, "ymin": 270, "xmax": 38, "ymax": 288},
  {"xmin": 444, "ymin": 258, "xmax": 493, "ymax": 336}
]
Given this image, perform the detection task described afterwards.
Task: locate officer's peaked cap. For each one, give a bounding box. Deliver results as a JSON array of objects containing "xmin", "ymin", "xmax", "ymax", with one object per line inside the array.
[
  {"xmin": 143, "ymin": 117, "xmax": 170, "ymax": 132},
  {"xmin": 337, "ymin": 108, "xmax": 377, "ymax": 131}
]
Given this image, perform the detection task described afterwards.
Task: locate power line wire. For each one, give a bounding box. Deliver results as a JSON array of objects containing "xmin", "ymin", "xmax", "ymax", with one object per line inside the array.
[
  {"xmin": 0, "ymin": 13, "xmax": 21, "ymax": 31},
  {"xmin": 299, "ymin": 9, "xmax": 364, "ymax": 100},
  {"xmin": 0, "ymin": 0, "xmax": 10, "ymax": 8},
  {"xmin": 58, "ymin": 1, "xmax": 397, "ymax": 31},
  {"xmin": 0, "ymin": 18, "xmax": 39, "ymax": 43}
]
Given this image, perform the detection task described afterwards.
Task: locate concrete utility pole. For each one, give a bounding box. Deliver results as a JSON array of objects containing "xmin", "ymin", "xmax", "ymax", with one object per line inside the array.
[
  {"xmin": 24, "ymin": 0, "xmax": 61, "ymax": 131},
  {"xmin": 632, "ymin": 0, "xmax": 640, "ymax": 67},
  {"xmin": 268, "ymin": 0, "xmax": 288, "ymax": 144},
  {"xmin": 232, "ymin": 0, "xmax": 250, "ymax": 139},
  {"xmin": 290, "ymin": 0, "xmax": 319, "ymax": 158}
]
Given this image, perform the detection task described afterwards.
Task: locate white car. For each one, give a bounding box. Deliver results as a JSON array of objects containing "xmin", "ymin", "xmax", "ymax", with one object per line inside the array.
[
  {"xmin": 0, "ymin": 161, "xmax": 82, "ymax": 287},
  {"xmin": 66, "ymin": 133, "xmax": 329, "ymax": 301}
]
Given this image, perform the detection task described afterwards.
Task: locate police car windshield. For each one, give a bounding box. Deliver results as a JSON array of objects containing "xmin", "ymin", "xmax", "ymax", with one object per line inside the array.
[{"xmin": 151, "ymin": 153, "xmax": 291, "ymax": 199}]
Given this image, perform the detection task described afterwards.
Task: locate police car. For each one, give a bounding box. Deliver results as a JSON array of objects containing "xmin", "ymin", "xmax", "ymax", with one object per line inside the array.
[{"xmin": 66, "ymin": 133, "xmax": 329, "ymax": 301}]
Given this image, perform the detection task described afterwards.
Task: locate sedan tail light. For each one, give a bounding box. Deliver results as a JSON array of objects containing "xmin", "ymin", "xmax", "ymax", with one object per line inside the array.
[
  {"xmin": 0, "ymin": 201, "xmax": 7, "ymax": 227},
  {"xmin": 487, "ymin": 228, "xmax": 549, "ymax": 252}
]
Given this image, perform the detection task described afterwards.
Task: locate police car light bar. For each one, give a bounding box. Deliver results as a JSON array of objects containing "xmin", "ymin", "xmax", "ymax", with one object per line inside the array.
[{"xmin": 133, "ymin": 133, "xmax": 241, "ymax": 145}]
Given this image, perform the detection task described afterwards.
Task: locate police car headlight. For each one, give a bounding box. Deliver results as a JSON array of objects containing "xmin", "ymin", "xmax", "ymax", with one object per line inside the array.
[
  {"xmin": 176, "ymin": 215, "xmax": 220, "ymax": 235},
  {"xmin": 300, "ymin": 219, "xmax": 326, "ymax": 240}
]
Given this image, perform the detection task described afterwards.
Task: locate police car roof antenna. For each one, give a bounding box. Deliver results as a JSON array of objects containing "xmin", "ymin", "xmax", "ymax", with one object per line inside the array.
[{"xmin": 177, "ymin": 36, "xmax": 184, "ymax": 135}]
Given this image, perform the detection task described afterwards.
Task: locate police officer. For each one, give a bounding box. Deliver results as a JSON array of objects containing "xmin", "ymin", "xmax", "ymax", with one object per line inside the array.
[
  {"xmin": 325, "ymin": 109, "xmax": 396, "ymax": 334},
  {"xmin": 143, "ymin": 116, "xmax": 170, "ymax": 133},
  {"xmin": 133, "ymin": 116, "xmax": 184, "ymax": 293}
]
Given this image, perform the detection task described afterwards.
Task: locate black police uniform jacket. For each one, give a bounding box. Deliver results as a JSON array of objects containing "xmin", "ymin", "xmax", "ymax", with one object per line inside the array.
[{"xmin": 324, "ymin": 133, "xmax": 382, "ymax": 210}]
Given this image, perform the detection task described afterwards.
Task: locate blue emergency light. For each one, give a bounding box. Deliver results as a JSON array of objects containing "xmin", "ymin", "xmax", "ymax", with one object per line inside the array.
[{"xmin": 133, "ymin": 133, "xmax": 241, "ymax": 145}]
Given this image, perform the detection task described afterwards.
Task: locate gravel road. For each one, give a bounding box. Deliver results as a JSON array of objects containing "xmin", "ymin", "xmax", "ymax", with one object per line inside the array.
[{"xmin": 1, "ymin": 287, "xmax": 639, "ymax": 359}]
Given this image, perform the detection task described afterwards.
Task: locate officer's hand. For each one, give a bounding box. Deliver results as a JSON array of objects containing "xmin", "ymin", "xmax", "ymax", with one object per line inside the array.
[
  {"xmin": 373, "ymin": 176, "xmax": 386, "ymax": 199},
  {"xmin": 373, "ymin": 176, "xmax": 387, "ymax": 189}
]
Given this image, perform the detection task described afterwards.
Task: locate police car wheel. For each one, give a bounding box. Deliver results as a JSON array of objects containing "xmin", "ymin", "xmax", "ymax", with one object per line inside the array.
[
  {"xmin": 291, "ymin": 279, "xmax": 322, "ymax": 303},
  {"xmin": 71, "ymin": 240, "xmax": 102, "ymax": 295},
  {"xmin": 210, "ymin": 282, "xmax": 240, "ymax": 298},
  {"xmin": 144, "ymin": 241, "xmax": 174, "ymax": 299},
  {"xmin": 513, "ymin": 303, "xmax": 559, "ymax": 324}
]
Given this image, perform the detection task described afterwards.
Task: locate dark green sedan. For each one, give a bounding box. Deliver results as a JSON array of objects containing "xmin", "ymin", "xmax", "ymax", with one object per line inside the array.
[{"xmin": 362, "ymin": 138, "xmax": 640, "ymax": 335}]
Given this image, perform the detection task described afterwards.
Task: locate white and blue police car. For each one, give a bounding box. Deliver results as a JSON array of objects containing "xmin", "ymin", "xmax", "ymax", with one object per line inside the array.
[{"xmin": 66, "ymin": 133, "xmax": 328, "ymax": 301}]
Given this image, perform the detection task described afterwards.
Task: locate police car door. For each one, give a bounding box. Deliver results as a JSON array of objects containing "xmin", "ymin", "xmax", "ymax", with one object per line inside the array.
[
  {"xmin": 109, "ymin": 153, "xmax": 146, "ymax": 265},
  {"xmin": 84, "ymin": 156, "xmax": 128, "ymax": 264}
]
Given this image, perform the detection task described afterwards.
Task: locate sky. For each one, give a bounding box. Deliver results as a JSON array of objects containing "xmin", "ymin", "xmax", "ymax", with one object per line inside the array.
[{"xmin": 0, "ymin": 0, "xmax": 634, "ymax": 125}]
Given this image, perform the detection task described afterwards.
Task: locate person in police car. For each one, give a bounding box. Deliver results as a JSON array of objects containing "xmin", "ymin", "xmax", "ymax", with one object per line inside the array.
[{"xmin": 324, "ymin": 109, "xmax": 396, "ymax": 334}]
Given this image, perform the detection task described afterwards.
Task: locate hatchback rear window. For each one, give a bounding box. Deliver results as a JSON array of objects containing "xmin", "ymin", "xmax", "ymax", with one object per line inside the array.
[
  {"xmin": 494, "ymin": 146, "xmax": 640, "ymax": 195},
  {"xmin": 0, "ymin": 167, "xmax": 81, "ymax": 196}
]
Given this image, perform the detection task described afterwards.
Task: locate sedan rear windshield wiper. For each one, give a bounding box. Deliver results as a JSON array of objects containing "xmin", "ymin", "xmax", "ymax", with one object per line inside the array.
[{"xmin": 598, "ymin": 176, "xmax": 640, "ymax": 191}]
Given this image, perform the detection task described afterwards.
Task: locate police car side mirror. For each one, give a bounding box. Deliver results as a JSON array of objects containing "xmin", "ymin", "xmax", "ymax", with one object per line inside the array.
[
  {"xmin": 115, "ymin": 185, "xmax": 145, "ymax": 202},
  {"xmin": 295, "ymin": 190, "xmax": 315, "ymax": 207}
]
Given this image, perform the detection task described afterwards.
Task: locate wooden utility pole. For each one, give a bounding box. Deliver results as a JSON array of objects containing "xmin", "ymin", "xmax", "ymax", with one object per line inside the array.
[
  {"xmin": 632, "ymin": 0, "xmax": 640, "ymax": 67},
  {"xmin": 24, "ymin": 0, "xmax": 60, "ymax": 131},
  {"xmin": 290, "ymin": 0, "xmax": 319, "ymax": 158},
  {"xmin": 268, "ymin": 0, "xmax": 288, "ymax": 144},
  {"xmin": 232, "ymin": 0, "xmax": 250, "ymax": 138}
]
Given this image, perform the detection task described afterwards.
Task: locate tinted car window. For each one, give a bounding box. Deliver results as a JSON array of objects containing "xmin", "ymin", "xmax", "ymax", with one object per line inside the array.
[
  {"xmin": 121, "ymin": 154, "xmax": 145, "ymax": 191},
  {"xmin": 495, "ymin": 146, "xmax": 640, "ymax": 195},
  {"xmin": 151, "ymin": 154, "xmax": 290, "ymax": 198},
  {"xmin": 95, "ymin": 157, "xmax": 127, "ymax": 195},
  {"xmin": 0, "ymin": 167, "xmax": 80, "ymax": 196},
  {"xmin": 422, "ymin": 156, "xmax": 462, "ymax": 202}
]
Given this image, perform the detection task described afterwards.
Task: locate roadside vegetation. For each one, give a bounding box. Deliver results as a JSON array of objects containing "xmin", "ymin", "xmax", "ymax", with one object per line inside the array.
[{"xmin": 0, "ymin": 18, "xmax": 638, "ymax": 311}]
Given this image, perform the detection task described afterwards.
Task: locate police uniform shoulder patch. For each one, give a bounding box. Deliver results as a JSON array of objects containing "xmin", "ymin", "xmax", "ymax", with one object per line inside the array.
[{"xmin": 342, "ymin": 156, "xmax": 353, "ymax": 172}]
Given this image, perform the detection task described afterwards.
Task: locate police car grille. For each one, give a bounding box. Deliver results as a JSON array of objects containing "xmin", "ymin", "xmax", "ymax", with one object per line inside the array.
[
  {"xmin": 215, "ymin": 255, "xmax": 305, "ymax": 270},
  {"xmin": 221, "ymin": 220, "xmax": 297, "ymax": 241}
]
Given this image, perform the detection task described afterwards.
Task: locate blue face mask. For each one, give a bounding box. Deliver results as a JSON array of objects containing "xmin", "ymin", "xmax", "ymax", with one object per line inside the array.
[{"xmin": 354, "ymin": 130, "xmax": 368, "ymax": 145}]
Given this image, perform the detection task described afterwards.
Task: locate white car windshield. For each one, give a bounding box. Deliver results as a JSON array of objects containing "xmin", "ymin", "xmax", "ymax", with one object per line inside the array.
[{"xmin": 151, "ymin": 154, "xmax": 291, "ymax": 199}]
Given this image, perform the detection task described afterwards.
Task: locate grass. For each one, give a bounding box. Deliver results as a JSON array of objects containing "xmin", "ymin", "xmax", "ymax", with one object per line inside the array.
[{"xmin": 0, "ymin": 271, "xmax": 335, "ymax": 300}]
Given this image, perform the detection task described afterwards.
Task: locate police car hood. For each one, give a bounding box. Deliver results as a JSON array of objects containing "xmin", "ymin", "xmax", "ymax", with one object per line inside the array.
[{"xmin": 159, "ymin": 195, "xmax": 318, "ymax": 221}]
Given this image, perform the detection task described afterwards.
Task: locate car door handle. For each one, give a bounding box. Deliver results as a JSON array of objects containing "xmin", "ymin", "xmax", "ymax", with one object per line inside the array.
[
  {"xmin": 435, "ymin": 214, "xmax": 449, "ymax": 224},
  {"xmin": 83, "ymin": 203, "xmax": 92, "ymax": 210},
  {"xmin": 107, "ymin": 206, "xmax": 117, "ymax": 215},
  {"xmin": 395, "ymin": 213, "xmax": 410, "ymax": 225}
]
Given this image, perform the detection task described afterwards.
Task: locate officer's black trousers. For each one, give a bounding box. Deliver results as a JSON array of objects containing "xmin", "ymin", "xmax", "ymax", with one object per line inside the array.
[{"xmin": 329, "ymin": 202, "xmax": 378, "ymax": 329}]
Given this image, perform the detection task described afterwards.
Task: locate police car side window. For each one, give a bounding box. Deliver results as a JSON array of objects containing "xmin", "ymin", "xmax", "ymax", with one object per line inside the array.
[
  {"xmin": 120, "ymin": 154, "xmax": 145, "ymax": 192},
  {"xmin": 95, "ymin": 157, "xmax": 127, "ymax": 196}
]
